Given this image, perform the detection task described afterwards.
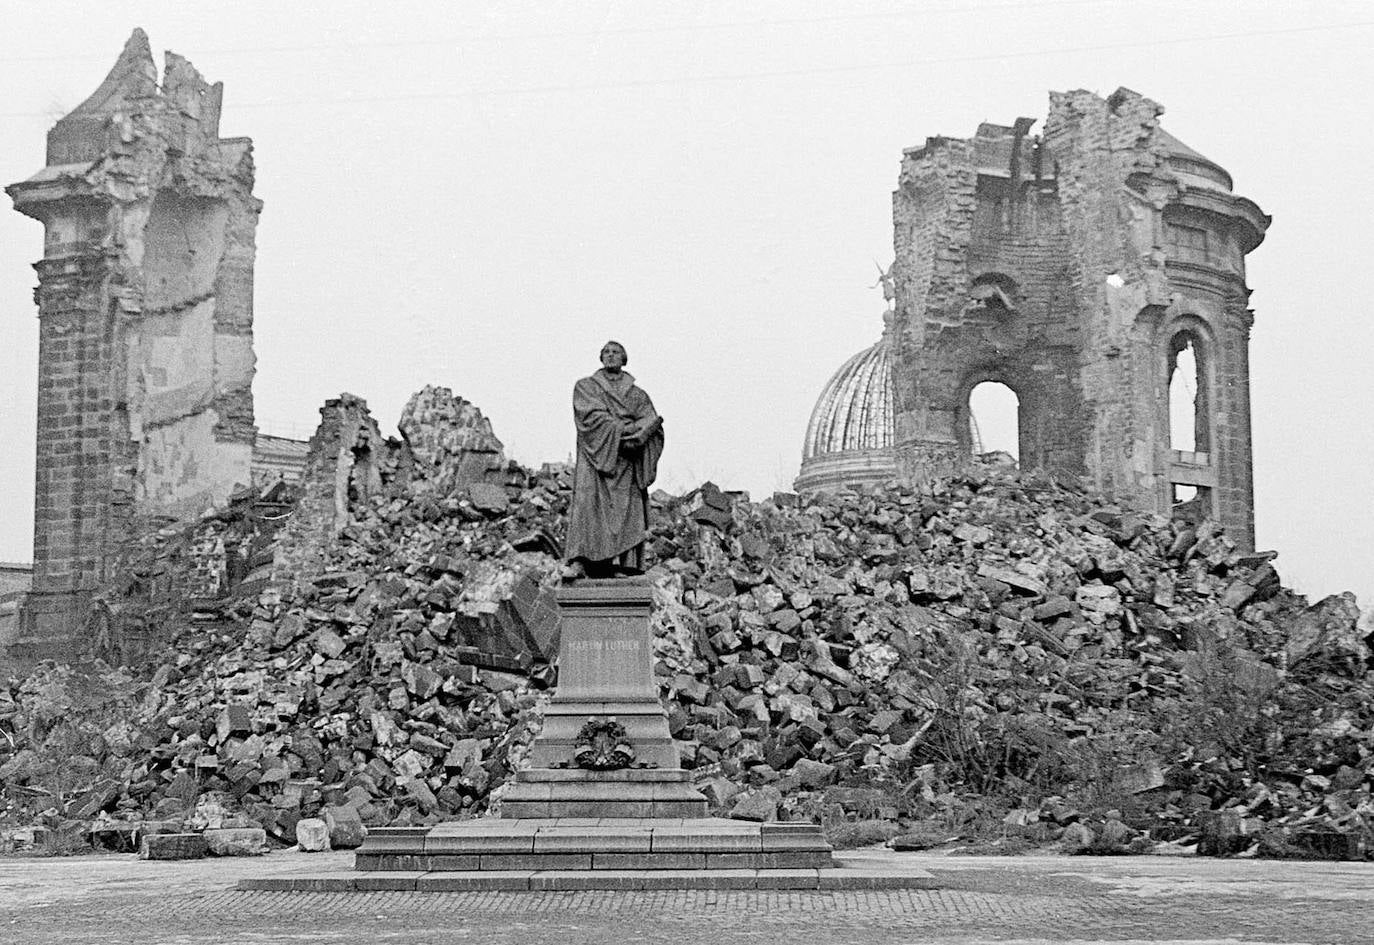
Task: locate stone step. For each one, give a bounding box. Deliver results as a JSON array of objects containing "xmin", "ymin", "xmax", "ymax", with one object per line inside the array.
[
  {"xmin": 355, "ymin": 817, "xmax": 832, "ymax": 865},
  {"xmin": 356, "ymin": 850, "xmax": 835, "ymax": 871},
  {"xmin": 238, "ymin": 865, "xmax": 937, "ymax": 892}
]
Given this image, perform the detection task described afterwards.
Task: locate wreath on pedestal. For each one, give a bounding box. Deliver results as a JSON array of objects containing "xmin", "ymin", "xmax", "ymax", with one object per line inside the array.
[{"xmin": 572, "ymin": 716, "xmax": 635, "ymax": 771}]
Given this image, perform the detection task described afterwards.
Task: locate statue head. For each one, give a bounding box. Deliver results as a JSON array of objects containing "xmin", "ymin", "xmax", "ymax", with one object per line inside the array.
[{"xmin": 600, "ymin": 340, "xmax": 628, "ymax": 371}]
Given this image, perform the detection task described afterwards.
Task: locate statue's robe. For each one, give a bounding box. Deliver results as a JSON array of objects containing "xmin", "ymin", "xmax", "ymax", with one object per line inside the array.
[{"xmin": 565, "ymin": 368, "xmax": 662, "ymax": 569}]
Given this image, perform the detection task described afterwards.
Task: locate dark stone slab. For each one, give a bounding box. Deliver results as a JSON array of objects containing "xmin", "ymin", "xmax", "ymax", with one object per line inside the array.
[{"xmin": 140, "ymin": 833, "xmax": 208, "ymax": 860}]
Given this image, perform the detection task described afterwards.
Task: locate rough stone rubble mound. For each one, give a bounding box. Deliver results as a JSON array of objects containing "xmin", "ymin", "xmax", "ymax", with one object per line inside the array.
[{"xmin": 0, "ymin": 392, "xmax": 1371, "ymax": 860}]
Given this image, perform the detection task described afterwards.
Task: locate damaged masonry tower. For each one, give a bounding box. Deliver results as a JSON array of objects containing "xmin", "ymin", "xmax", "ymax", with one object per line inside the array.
[
  {"xmin": 884, "ymin": 88, "xmax": 1268, "ymax": 548},
  {"xmin": 6, "ymin": 30, "xmax": 261, "ymax": 659}
]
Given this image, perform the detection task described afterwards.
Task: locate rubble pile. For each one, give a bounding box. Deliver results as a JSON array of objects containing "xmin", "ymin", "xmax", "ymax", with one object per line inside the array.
[
  {"xmin": 1, "ymin": 392, "xmax": 1371, "ymax": 859},
  {"xmin": 645, "ymin": 471, "xmax": 1373, "ymax": 857}
]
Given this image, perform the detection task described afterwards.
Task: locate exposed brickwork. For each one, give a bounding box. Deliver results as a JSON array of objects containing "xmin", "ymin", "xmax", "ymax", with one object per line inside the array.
[
  {"xmin": 5, "ymin": 30, "xmax": 261, "ymax": 659},
  {"xmin": 891, "ymin": 87, "xmax": 1268, "ymax": 548},
  {"xmin": 270, "ymin": 395, "xmax": 400, "ymax": 586}
]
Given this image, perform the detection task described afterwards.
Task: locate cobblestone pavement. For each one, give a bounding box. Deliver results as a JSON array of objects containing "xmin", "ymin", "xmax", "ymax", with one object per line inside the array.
[{"xmin": 2, "ymin": 849, "xmax": 1370, "ymax": 944}]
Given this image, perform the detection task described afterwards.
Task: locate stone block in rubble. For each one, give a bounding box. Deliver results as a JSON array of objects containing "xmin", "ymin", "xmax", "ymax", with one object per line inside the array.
[
  {"xmin": 729, "ymin": 786, "xmax": 781, "ymax": 822},
  {"xmin": 791, "ymin": 758, "xmax": 837, "ymax": 788},
  {"xmin": 401, "ymin": 777, "xmax": 438, "ymax": 810},
  {"xmin": 1284, "ymin": 593, "xmax": 1368, "ymax": 669},
  {"xmin": 466, "ymin": 482, "xmax": 510, "ymax": 513},
  {"xmin": 443, "ymin": 738, "xmax": 482, "ymax": 771},
  {"xmin": 1074, "ymin": 584, "xmax": 1121, "ymax": 618},
  {"xmin": 1032, "ymin": 596, "xmax": 1074, "ymax": 621},
  {"xmin": 953, "ymin": 523, "xmax": 991, "ymax": 545},
  {"xmin": 140, "ymin": 833, "xmax": 209, "ymax": 860},
  {"xmin": 401, "ymin": 661, "xmax": 442, "ymax": 699},
  {"xmin": 823, "ymin": 787, "xmax": 889, "ymax": 818},
  {"xmin": 64, "ymin": 778, "xmax": 122, "ymax": 819},
  {"xmin": 1114, "ymin": 759, "xmax": 1166, "ymax": 795},
  {"xmin": 296, "ymin": 817, "xmax": 331, "ymax": 852},
  {"xmin": 977, "ymin": 564, "xmax": 1047, "ymax": 597},
  {"xmin": 1196, "ymin": 810, "xmax": 1246, "ymax": 856},
  {"xmin": 204, "ymin": 827, "xmax": 268, "ymax": 856},
  {"xmin": 690, "ymin": 482, "xmax": 734, "ymax": 531},
  {"xmin": 312, "ymin": 570, "xmax": 367, "ymax": 590},
  {"xmin": 89, "ymin": 823, "xmax": 140, "ymax": 853},
  {"xmin": 322, "ymin": 805, "xmax": 366, "ymax": 849},
  {"xmin": 216, "ymin": 705, "xmax": 252, "ymax": 743},
  {"xmin": 399, "ymin": 386, "xmax": 507, "ymax": 493},
  {"xmin": 698, "ymin": 574, "xmax": 736, "ymax": 598},
  {"xmin": 271, "ymin": 613, "xmax": 307, "ymax": 649},
  {"xmin": 698, "ymin": 776, "xmax": 741, "ymax": 809},
  {"xmin": 313, "ymin": 628, "xmax": 347, "ymax": 659},
  {"xmin": 892, "ymin": 823, "xmax": 958, "ymax": 851},
  {"xmin": 164, "ymin": 770, "xmax": 200, "ymax": 806},
  {"xmin": 1098, "ymin": 818, "xmax": 1134, "ymax": 850},
  {"xmin": 1059, "ymin": 821, "xmax": 1095, "ymax": 851},
  {"xmin": 868, "ymin": 709, "xmax": 903, "ymax": 734}
]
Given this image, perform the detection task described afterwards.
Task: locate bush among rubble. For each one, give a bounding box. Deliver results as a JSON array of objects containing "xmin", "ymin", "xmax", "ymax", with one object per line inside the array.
[{"xmin": 1, "ymin": 394, "xmax": 1371, "ymax": 860}]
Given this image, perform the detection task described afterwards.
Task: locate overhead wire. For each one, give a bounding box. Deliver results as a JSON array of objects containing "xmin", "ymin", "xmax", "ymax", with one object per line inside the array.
[
  {"xmin": 0, "ymin": 0, "xmax": 1150, "ymax": 63},
  {"xmin": 0, "ymin": 13, "xmax": 1369, "ymax": 120}
]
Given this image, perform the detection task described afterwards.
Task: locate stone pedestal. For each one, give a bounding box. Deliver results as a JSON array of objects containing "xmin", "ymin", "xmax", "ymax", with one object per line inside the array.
[
  {"xmin": 303, "ymin": 576, "xmax": 857, "ymax": 890},
  {"xmin": 501, "ymin": 578, "xmax": 708, "ymax": 819}
]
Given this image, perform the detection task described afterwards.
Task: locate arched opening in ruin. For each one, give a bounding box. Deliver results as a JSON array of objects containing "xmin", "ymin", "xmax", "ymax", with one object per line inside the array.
[
  {"xmin": 968, "ymin": 381, "xmax": 1019, "ymax": 462},
  {"xmin": 969, "ymin": 272, "xmax": 1020, "ymax": 316},
  {"xmin": 1168, "ymin": 330, "xmax": 1211, "ymax": 505}
]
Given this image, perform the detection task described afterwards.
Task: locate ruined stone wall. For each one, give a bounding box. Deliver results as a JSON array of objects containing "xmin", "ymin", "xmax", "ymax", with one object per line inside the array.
[
  {"xmin": 891, "ymin": 88, "xmax": 1267, "ymax": 548},
  {"xmin": 5, "ymin": 31, "xmax": 260, "ymax": 659},
  {"xmin": 271, "ymin": 395, "xmax": 398, "ymax": 585},
  {"xmin": 890, "ymin": 137, "xmax": 977, "ymax": 483},
  {"xmin": 1043, "ymin": 89, "xmax": 1170, "ymax": 507}
]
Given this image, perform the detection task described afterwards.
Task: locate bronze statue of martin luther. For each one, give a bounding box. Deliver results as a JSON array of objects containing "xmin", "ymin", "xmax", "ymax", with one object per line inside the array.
[{"xmin": 562, "ymin": 341, "xmax": 663, "ymax": 580}]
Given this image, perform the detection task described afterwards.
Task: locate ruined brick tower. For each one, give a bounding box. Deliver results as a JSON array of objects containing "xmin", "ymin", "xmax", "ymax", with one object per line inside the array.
[
  {"xmin": 889, "ymin": 88, "xmax": 1269, "ymax": 548},
  {"xmin": 5, "ymin": 30, "xmax": 260, "ymax": 658}
]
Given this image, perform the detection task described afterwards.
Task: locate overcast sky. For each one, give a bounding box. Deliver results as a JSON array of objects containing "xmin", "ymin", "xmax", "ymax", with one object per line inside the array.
[{"xmin": 1, "ymin": 1, "xmax": 1370, "ymax": 612}]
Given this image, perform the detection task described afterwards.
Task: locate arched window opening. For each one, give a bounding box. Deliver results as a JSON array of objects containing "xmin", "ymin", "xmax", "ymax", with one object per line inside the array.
[
  {"xmin": 1168, "ymin": 333, "xmax": 1210, "ymax": 455},
  {"xmin": 969, "ymin": 381, "xmax": 1019, "ymax": 462},
  {"xmin": 969, "ymin": 272, "xmax": 1020, "ymax": 316}
]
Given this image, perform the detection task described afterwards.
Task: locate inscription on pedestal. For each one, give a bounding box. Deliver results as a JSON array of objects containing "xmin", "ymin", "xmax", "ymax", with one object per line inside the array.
[{"xmin": 557, "ymin": 615, "xmax": 655, "ymax": 702}]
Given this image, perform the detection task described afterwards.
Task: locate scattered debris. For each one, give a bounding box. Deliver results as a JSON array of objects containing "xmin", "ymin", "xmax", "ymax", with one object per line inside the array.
[{"xmin": 0, "ymin": 402, "xmax": 1370, "ymax": 862}]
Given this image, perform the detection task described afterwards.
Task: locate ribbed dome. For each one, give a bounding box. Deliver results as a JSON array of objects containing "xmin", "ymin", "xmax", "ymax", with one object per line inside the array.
[
  {"xmin": 1157, "ymin": 127, "xmax": 1233, "ymax": 192},
  {"xmin": 802, "ymin": 338, "xmax": 894, "ymax": 460}
]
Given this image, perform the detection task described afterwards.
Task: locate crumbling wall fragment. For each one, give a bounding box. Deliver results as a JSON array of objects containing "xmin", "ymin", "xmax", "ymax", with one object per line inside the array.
[
  {"xmin": 272, "ymin": 395, "xmax": 397, "ymax": 584},
  {"xmin": 398, "ymin": 385, "xmax": 507, "ymax": 495},
  {"xmin": 5, "ymin": 29, "xmax": 261, "ymax": 660},
  {"xmin": 890, "ymin": 88, "xmax": 1268, "ymax": 548}
]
